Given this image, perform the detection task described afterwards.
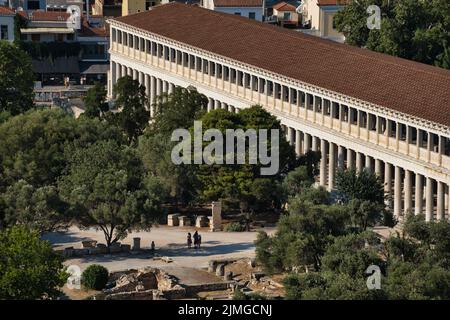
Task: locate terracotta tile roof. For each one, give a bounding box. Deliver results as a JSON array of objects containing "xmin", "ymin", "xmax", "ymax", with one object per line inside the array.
[
  {"xmin": 79, "ymin": 19, "xmax": 109, "ymax": 37},
  {"xmin": 317, "ymin": 0, "xmax": 351, "ymax": 6},
  {"xmin": 114, "ymin": 3, "xmax": 450, "ymax": 128},
  {"xmin": 29, "ymin": 11, "xmax": 70, "ymax": 21},
  {"xmin": 0, "ymin": 6, "xmax": 15, "ymax": 15},
  {"xmin": 273, "ymin": 1, "xmax": 296, "ymax": 11},
  {"xmin": 213, "ymin": 0, "xmax": 263, "ymax": 7}
]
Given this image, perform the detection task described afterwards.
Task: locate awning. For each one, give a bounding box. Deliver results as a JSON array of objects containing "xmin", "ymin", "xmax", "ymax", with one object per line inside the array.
[
  {"xmin": 21, "ymin": 27, "xmax": 75, "ymax": 34},
  {"xmin": 32, "ymin": 57, "xmax": 80, "ymax": 74},
  {"xmin": 79, "ymin": 62, "xmax": 109, "ymax": 75}
]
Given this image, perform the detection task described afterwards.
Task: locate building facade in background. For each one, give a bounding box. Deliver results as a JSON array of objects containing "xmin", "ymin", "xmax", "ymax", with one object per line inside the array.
[
  {"xmin": 201, "ymin": 0, "xmax": 264, "ymax": 21},
  {"xmin": 0, "ymin": 6, "xmax": 15, "ymax": 42},
  {"xmin": 300, "ymin": 0, "xmax": 349, "ymax": 42}
]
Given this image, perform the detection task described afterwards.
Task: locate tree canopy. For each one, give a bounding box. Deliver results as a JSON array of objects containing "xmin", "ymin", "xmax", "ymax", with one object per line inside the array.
[
  {"xmin": 0, "ymin": 42, "xmax": 34, "ymax": 115},
  {"xmin": 334, "ymin": 0, "xmax": 450, "ymax": 69},
  {"xmin": 58, "ymin": 140, "xmax": 164, "ymax": 245},
  {"xmin": 0, "ymin": 226, "xmax": 67, "ymax": 299}
]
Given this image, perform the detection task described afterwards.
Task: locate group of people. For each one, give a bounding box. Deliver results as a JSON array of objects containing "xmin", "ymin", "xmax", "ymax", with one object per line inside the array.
[{"xmin": 187, "ymin": 231, "xmax": 202, "ymax": 249}]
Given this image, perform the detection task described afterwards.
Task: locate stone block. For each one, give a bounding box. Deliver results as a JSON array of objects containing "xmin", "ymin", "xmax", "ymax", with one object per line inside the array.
[
  {"xmin": 195, "ymin": 215, "xmax": 209, "ymax": 228},
  {"xmin": 132, "ymin": 237, "xmax": 141, "ymax": 251},
  {"xmin": 109, "ymin": 245, "xmax": 122, "ymax": 254},
  {"xmin": 167, "ymin": 214, "xmax": 180, "ymax": 227},
  {"xmin": 215, "ymin": 264, "xmax": 225, "ymax": 277},
  {"xmin": 208, "ymin": 260, "xmax": 217, "ymax": 273},
  {"xmin": 121, "ymin": 244, "xmax": 131, "ymax": 252},
  {"xmin": 88, "ymin": 247, "xmax": 100, "ymax": 255},
  {"xmin": 81, "ymin": 240, "xmax": 97, "ymax": 248},
  {"xmin": 210, "ymin": 201, "xmax": 222, "ymax": 231},
  {"xmin": 224, "ymin": 271, "xmax": 233, "ymax": 281},
  {"xmin": 178, "ymin": 216, "xmax": 191, "ymax": 227}
]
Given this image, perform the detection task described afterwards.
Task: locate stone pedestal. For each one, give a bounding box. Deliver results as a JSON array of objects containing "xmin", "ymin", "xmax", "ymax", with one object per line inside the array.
[
  {"xmin": 216, "ymin": 264, "xmax": 225, "ymax": 277},
  {"xmin": 224, "ymin": 271, "xmax": 233, "ymax": 281},
  {"xmin": 132, "ymin": 237, "xmax": 141, "ymax": 251},
  {"xmin": 109, "ymin": 243, "xmax": 122, "ymax": 253},
  {"xmin": 208, "ymin": 260, "xmax": 217, "ymax": 273},
  {"xmin": 179, "ymin": 216, "xmax": 191, "ymax": 227},
  {"xmin": 210, "ymin": 201, "xmax": 222, "ymax": 232},
  {"xmin": 96, "ymin": 243, "xmax": 109, "ymax": 254},
  {"xmin": 195, "ymin": 215, "xmax": 209, "ymax": 228},
  {"xmin": 167, "ymin": 214, "xmax": 180, "ymax": 226}
]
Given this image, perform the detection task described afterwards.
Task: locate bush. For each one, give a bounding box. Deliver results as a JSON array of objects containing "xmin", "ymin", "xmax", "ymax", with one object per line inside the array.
[
  {"xmin": 81, "ymin": 265, "xmax": 109, "ymax": 290},
  {"xmin": 232, "ymin": 289, "xmax": 268, "ymax": 300},
  {"xmin": 224, "ymin": 222, "xmax": 246, "ymax": 232}
]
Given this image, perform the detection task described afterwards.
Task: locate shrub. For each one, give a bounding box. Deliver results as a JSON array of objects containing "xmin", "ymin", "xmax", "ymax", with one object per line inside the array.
[
  {"xmin": 224, "ymin": 222, "xmax": 246, "ymax": 232},
  {"xmin": 81, "ymin": 265, "xmax": 109, "ymax": 290}
]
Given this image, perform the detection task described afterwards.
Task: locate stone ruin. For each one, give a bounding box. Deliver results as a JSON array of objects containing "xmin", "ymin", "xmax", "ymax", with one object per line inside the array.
[
  {"xmin": 101, "ymin": 267, "xmax": 185, "ymax": 300},
  {"xmin": 167, "ymin": 201, "xmax": 223, "ymax": 232}
]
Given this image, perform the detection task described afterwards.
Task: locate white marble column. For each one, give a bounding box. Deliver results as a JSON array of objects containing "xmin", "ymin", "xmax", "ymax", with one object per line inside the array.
[
  {"xmin": 144, "ymin": 74, "xmax": 150, "ymax": 111},
  {"xmin": 150, "ymin": 76, "xmax": 156, "ymax": 106},
  {"xmin": 384, "ymin": 163, "xmax": 392, "ymax": 207},
  {"xmin": 404, "ymin": 170, "xmax": 412, "ymax": 214},
  {"xmin": 366, "ymin": 155, "xmax": 373, "ymax": 173},
  {"xmin": 168, "ymin": 83, "xmax": 175, "ymax": 94},
  {"xmin": 207, "ymin": 98, "xmax": 213, "ymax": 112},
  {"xmin": 356, "ymin": 152, "xmax": 363, "ymax": 173},
  {"xmin": 320, "ymin": 139, "xmax": 327, "ymax": 186},
  {"xmin": 437, "ymin": 181, "xmax": 445, "ymax": 221},
  {"xmin": 312, "ymin": 136, "xmax": 319, "ymax": 152},
  {"xmin": 347, "ymin": 148, "xmax": 354, "ymax": 170},
  {"xmin": 328, "ymin": 142, "xmax": 336, "ymax": 191},
  {"xmin": 375, "ymin": 159, "xmax": 382, "ymax": 176},
  {"xmin": 289, "ymin": 127, "xmax": 295, "ymax": 147},
  {"xmin": 394, "ymin": 166, "xmax": 402, "ymax": 218},
  {"xmin": 425, "ymin": 177, "xmax": 434, "ymax": 222},
  {"xmin": 415, "ymin": 173, "xmax": 423, "ymax": 215},
  {"xmin": 303, "ymin": 133, "xmax": 311, "ymax": 154},
  {"xmin": 221, "ymin": 102, "xmax": 227, "ymax": 110},
  {"xmin": 214, "ymin": 100, "xmax": 220, "ymax": 110},
  {"xmin": 295, "ymin": 130, "xmax": 302, "ymax": 156},
  {"xmin": 156, "ymin": 78, "xmax": 162, "ymax": 96},
  {"xmin": 337, "ymin": 145, "xmax": 344, "ymax": 170}
]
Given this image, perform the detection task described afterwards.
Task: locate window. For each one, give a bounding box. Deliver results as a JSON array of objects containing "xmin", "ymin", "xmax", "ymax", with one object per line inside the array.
[
  {"xmin": 0, "ymin": 25, "xmax": 8, "ymax": 40},
  {"xmin": 234, "ymin": 12, "xmax": 241, "ymax": 16},
  {"xmin": 249, "ymin": 12, "xmax": 256, "ymax": 20},
  {"xmin": 283, "ymin": 12, "xmax": 291, "ymax": 20},
  {"xmin": 27, "ymin": 1, "xmax": 40, "ymax": 10}
]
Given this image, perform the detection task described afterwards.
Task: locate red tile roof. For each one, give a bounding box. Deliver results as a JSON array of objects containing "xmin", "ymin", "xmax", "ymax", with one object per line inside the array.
[
  {"xmin": 29, "ymin": 11, "xmax": 70, "ymax": 21},
  {"xmin": 213, "ymin": 0, "xmax": 263, "ymax": 7},
  {"xmin": 273, "ymin": 1, "xmax": 297, "ymax": 11},
  {"xmin": 318, "ymin": 0, "xmax": 351, "ymax": 6},
  {"xmin": 79, "ymin": 19, "xmax": 109, "ymax": 37},
  {"xmin": 114, "ymin": 3, "xmax": 450, "ymax": 127},
  {"xmin": 0, "ymin": 6, "xmax": 15, "ymax": 15}
]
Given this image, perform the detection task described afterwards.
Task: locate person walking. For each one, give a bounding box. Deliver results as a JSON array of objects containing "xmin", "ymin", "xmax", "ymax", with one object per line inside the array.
[
  {"xmin": 193, "ymin": 231, "xmax": 199, "ymax": 249},
  {"xmin": 187, "ymin": 233, "xmax": 192, "ymax": 249},
  {"xmin": 198, "ymin": 234, "xmax": 202, "ymax": 249}
]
